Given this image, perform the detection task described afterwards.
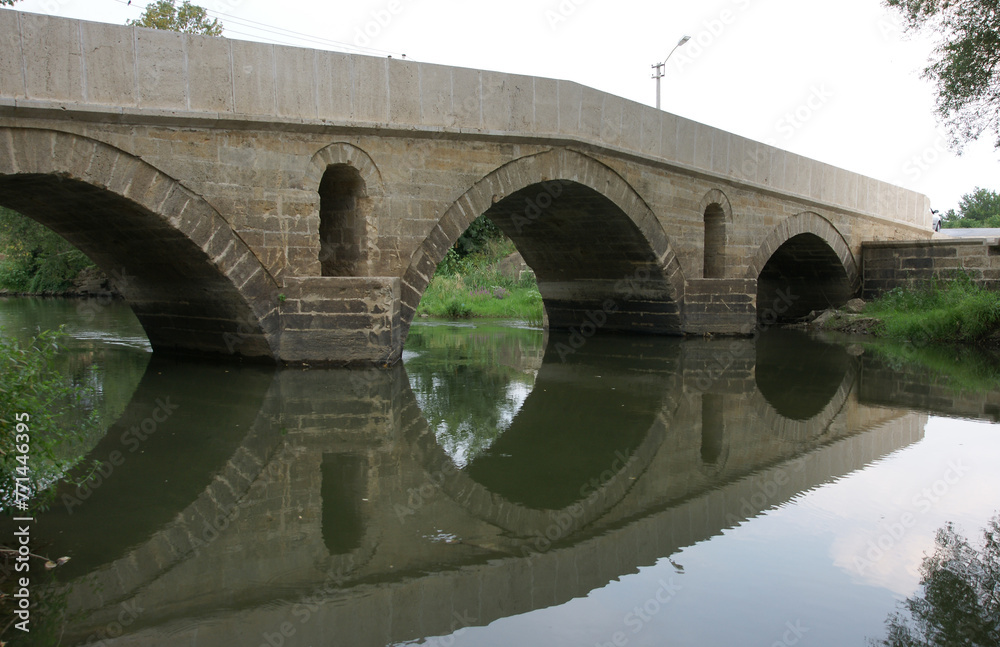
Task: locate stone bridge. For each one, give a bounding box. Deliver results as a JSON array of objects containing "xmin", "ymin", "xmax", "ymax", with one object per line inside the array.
[
  {"xmin": 0, "ymin": 11, "xmax": 932, "ymax": 363},
  {"xmin": 14, "ymin": 334, "xmax": 930, "ymax": 646}
]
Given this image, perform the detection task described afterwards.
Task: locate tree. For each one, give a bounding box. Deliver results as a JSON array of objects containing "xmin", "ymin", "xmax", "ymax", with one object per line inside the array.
[
  {"xmin": 0, "ymin": 1, "xmax": 22, "ymax": 6},
  {"xmin": 940, "ymin": 187, "xmax": 1000, "ymax": 228},
  {"xmin": 869, "ymin": 513, "xmax": 1000, "ymax": 646},
  {"xmin": 886, "ymin": 0, "xmax": 1000, "ymax": 151},
  {"xmin": 126, "ymin": 0, "xmax": 223, "ymax": 36},
  {"xmin": 0, "ymin": 206, "xmax": 94, "ymax": 292}
]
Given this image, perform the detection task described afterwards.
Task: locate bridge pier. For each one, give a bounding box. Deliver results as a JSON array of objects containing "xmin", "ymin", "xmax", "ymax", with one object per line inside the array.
[{"xmin": 277, "ymin": 277, "xmax": 402, "ymax": 365}]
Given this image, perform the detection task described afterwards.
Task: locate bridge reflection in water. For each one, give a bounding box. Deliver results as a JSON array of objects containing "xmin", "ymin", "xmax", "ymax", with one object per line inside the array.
[{"xmin": 29, "ymin": 329, "xmax": 941, "ymax": 646}]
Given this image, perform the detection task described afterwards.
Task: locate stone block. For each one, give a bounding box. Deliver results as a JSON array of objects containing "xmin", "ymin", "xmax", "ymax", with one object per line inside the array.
[
  {"xmin": 136, "ymin": 27, "xmax": 187, "ymax": 109},
  {"xmin": 418, "ymin": 62, "xmax": 451, "ymax": 125},
  {"xmin": 579, "ymin": 85, "xmax": 603, "ymax": 140},
  {"xmin": 275, "ymin": 44, "xmax": 317, "ymax": 118},
  {"xmin": 675, "ymin": 116, "xmax": 696, "ymax": 167},
  {"xmin": 451, "ymin": 66, "xmax": 481, "ymax": 126},
  {"xmin": 660, "ymin": 111, "xmax": 679, "ymax": 161},
  {"xmin": 388, "ymin": 57, "xmax": 420, "ymax": 125},
  {"xmin": 711, "ymin": 127, "xmax": 730, "ymax": 176},
  {"xmin": 188, "ymin": 32, "xmax": 233, "ymax": 112},
  {"xmin": 21, "ymin": 12, "xmax": 83, "ymax": 101},
  {"xmin": 693, "ymin": 121, "xmax": 712, "ymax": 172},
  {"xmin": 316, "ymin": 49, "xmax": 353, "ymax": 120},
  {"xmin": 533, "ymin": 76, "xmax": 559, "ymax": 134},
  {"xmin": 81, "ymin": 21, "xmax": 136, "ymax": 106},
  {"xmin": 232, "ymin": 39, "xmax": 275, "ymax": 115},
  {"xmin": 599, "ymin": 93, "xmax": 623, "ymax": 147},
  {"xmin": 557, "ymin": 80, "xmax": 582, "ymax": 133},
  {"xmin": 0, "ymin": 10, "xmax": 24, "ymax": 98}
]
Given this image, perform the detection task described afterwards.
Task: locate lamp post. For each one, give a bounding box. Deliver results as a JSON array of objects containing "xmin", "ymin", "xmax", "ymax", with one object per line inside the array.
[{"xmin": 652, "ymin": 35, "xmax": 691, "ymax": 110}]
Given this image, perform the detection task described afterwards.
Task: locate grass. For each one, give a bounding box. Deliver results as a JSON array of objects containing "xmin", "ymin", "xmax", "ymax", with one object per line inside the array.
[
  {"xmin": 862, "ymin": 274, "xmax": 1000, "ymax": 345},
  {"xmin": 416, "ymin": 237, "xmax": 544, "ymax": 325},
  {"xmin": 864, "ymin": 340, "xmax": 1000, "ymax": 394}
]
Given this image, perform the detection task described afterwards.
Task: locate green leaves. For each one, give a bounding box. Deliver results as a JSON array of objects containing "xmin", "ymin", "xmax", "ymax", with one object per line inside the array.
[
  {"xmin": 886, "ymin": 0, "xmax": 1000, "ymax": 150},
  {"xmin": 940, "ymin": 186, "xmax": 1000, "ymax": 227},
  {"xmin": 0, "ymin": 207, "xmax": 94, "ymax": 293},
  {"xmin": 0, "ymin": 329, "xmax": 102, "ymax": 514},
  {"xmin": 126, "ymin": 0, "xmax": 223, "ymax": 36}
]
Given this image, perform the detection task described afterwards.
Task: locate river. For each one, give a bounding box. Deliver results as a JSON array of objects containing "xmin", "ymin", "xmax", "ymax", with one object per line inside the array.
[{"xmin": 1, "ymin": 296, "xmax": 998, "ymax": 647}]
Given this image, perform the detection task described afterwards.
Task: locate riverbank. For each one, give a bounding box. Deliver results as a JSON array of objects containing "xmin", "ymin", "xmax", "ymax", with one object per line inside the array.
[
  {"xmin": 809, "ymin": 277, "xmax": 1000, "ymax": 349},
  {"xmin": 415, "ymin": 239, "xmax": 544, "ymax": 324},
  {"xmin": 0, "ymin": 266, "xmax": 121, "ymax": 299}
]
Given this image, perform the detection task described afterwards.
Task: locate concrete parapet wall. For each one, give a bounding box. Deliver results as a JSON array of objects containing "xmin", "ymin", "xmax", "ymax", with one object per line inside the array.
[
  {"xmin": 0, "ymin": 10, "xmax": 929, "ymax": 228},
  {"xmin": 862, "ymin": 238, "xmax": 1000, "ymax": 298}
]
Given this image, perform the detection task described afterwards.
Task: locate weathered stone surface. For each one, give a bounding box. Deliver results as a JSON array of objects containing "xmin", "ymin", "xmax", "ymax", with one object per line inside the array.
[{"xmin": 862, "ymin": 239, "xmax": 1000, "ymax": 299}]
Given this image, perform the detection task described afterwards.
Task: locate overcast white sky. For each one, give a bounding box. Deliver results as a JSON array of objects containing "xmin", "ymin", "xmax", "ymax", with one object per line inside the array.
[{"xmin": 7, "ymin": 0, "xmax": 1000, "ymax": 212}]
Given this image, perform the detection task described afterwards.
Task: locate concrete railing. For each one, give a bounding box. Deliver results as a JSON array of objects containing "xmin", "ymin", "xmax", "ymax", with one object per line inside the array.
[{"xmin": 0, "ymin": 10, "xmax": 930, "ymax": 228}]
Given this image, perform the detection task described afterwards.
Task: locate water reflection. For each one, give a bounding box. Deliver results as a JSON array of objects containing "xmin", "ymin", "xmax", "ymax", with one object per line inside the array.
[
  {"xmin": 869, "ymin": 512, "xmax": 1000, "ymax": 646},
  {"xmin": 1, "ymin": 319, "xmax": 971, "ymax": 646}
]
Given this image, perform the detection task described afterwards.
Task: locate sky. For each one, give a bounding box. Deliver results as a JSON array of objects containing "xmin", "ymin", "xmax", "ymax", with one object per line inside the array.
[{"xmin": 6, "ymin": 0, "xmax": 1000, "ymax": 213}]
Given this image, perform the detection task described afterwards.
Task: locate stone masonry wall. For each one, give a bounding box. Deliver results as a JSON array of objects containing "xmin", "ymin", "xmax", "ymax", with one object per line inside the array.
[{"xmin": 862, "ymin": 238, "xmax": 1000, "ymax": 299}]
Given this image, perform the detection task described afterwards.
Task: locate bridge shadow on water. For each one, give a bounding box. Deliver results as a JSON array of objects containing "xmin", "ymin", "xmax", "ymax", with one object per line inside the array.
[{"xmin": 9, "ymin": 327, "xmax": 985, "ymax": 646}]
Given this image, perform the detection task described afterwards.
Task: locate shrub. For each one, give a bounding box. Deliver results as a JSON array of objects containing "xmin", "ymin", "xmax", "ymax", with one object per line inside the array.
[{"xmin": 0, "ymin": 328, "xmax": 100, "ymax": 514}]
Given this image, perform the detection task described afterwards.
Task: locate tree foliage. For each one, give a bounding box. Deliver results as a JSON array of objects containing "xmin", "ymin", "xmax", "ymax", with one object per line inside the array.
[
  {"xmin": 941, "ymin": 186, "xmax": 1000, "ymax": 227},
  {"xmin": 870, "ymin": 513, "xmax": 1000, "ymax": 646},
  {"xmin": 886, "ymin": 0, "xmax": 1000, "ymax": 151},
  {"xmin": 0, "ymin": 1, "xmax": 21, "ymax": 6},
  {"xmin": 0, "ymin": 207, "xmax": 94, "ymax": 293},
  {"xmin": 0, "ymin": 329, "xmax": 102, "ymax": 515},
  {"xmin": 126, "ymin": 0, "xmax": 223, "ymax": 36}
]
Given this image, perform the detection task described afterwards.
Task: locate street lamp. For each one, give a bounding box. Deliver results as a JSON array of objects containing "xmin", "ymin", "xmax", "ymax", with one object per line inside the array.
[{"xmin": 652, "ymin": 35, "xmax": 691, "ymax": 110}]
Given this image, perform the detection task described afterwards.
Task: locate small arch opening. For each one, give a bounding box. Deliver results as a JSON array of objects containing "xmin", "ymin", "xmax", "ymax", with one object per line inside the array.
[
  {"xmin": 321, "ymin": 452, "xmax": 368, "ymax": 554},
  {"xmin": 319, "ymin": 164, "xmax": 366, "ymax": 277},
  {"xmin": 704, "ymin": 203, "xmax": 726, "ymax": 278}
]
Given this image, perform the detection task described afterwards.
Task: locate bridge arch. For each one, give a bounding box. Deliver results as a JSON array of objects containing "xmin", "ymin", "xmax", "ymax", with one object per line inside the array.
[
  {"xmin": 0, "ymin": 128, "xmax": 278, "ymax": 358},
  {"xmin": 746, "ymin": 212, "xmax": 859, "ymax": 323},
  {"xmin": 401, "ymin": 148, "xmax": 686, "ymax": 337},
  {"xmin": 307, "ymin": 143, "xmax": 385, "ymax": 277},
  {"xmin": 699, "ymin": 188, "xmax": 733, "ymax": 279}
]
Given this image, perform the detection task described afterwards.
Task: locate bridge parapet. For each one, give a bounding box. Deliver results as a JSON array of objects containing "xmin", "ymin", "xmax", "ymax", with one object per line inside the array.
[{"xmin": 0, "ymin": 10, "xmax": 929, "ymax": 228}]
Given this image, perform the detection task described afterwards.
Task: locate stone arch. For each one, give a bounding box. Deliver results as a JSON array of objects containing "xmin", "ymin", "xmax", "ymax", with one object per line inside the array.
[
  {"xmin": 0, "ymin": 128, "xmax": 278, "ymax": 359},
  {"xmin": 746, "ymin": 212, "xmax": 859, "ymax": 322},
  {"xmin": 398, "ymin": 339, "xmax": 683, "ymax": 537},
  {"xmin": 699, "ymin": 188, "xmax": 733, "ymax": 279},
  {"xmin": 306, "ymin": 142, "xmax": 385, "ymax": 197},
  {"xmin": 752, "ymin": 370, "xmax": 855, "ymax": 443},
  {"xmin": 308, "ymin": 143, "xmax": 385, "ymax": 277},
  {"xmin": 400, "ymin": 147, "xmax": 686, "ymax": 337}
]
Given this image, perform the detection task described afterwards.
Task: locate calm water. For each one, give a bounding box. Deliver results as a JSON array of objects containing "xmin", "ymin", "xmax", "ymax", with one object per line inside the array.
[{"xmin": 1, "ymin": 297, "xmax": 999, "ymax": 647}]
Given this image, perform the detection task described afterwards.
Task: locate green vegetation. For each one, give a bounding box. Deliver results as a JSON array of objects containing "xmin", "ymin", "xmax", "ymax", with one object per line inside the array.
[
  {"xmin": 941, "ymin": 187, "xmax": 1000, "ymax": 228},
  {"xmin": 0, "ymin": 207, "xmax": 95, "ymax": 293},
  {"xmin": 416, "ymin": 216, "xmax": 543, "ymax": 324},
  {"xmin": 405, "ymin": 322, "xmax": 543, "ymax": 467},
  {"xmin": 126, "ymin": 0, "xmax": 223, "ymax": 36},
  {"xmin": 862, "ymin": 275, "xmax": 1000, "ymax": 345},
  {"xmin": 869, "ymin": 512, "xmax": 1000, "ymax": 646},
  {"xmin": 886, "ymin": 0, "xmax": 1000, "ymax": 151},
  {"xmin": 0, "ymin": 328, "xmax": 103, "ymax": 515},
  {"xmin": 865, "ymin": 340, "xmax": 1000, "ymax": 394}
]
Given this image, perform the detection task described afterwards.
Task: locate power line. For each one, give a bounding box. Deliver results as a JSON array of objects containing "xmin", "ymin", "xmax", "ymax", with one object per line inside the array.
[{"xmin": 109, "ymin": 0, "xmax": 406, "ymax": 58}]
